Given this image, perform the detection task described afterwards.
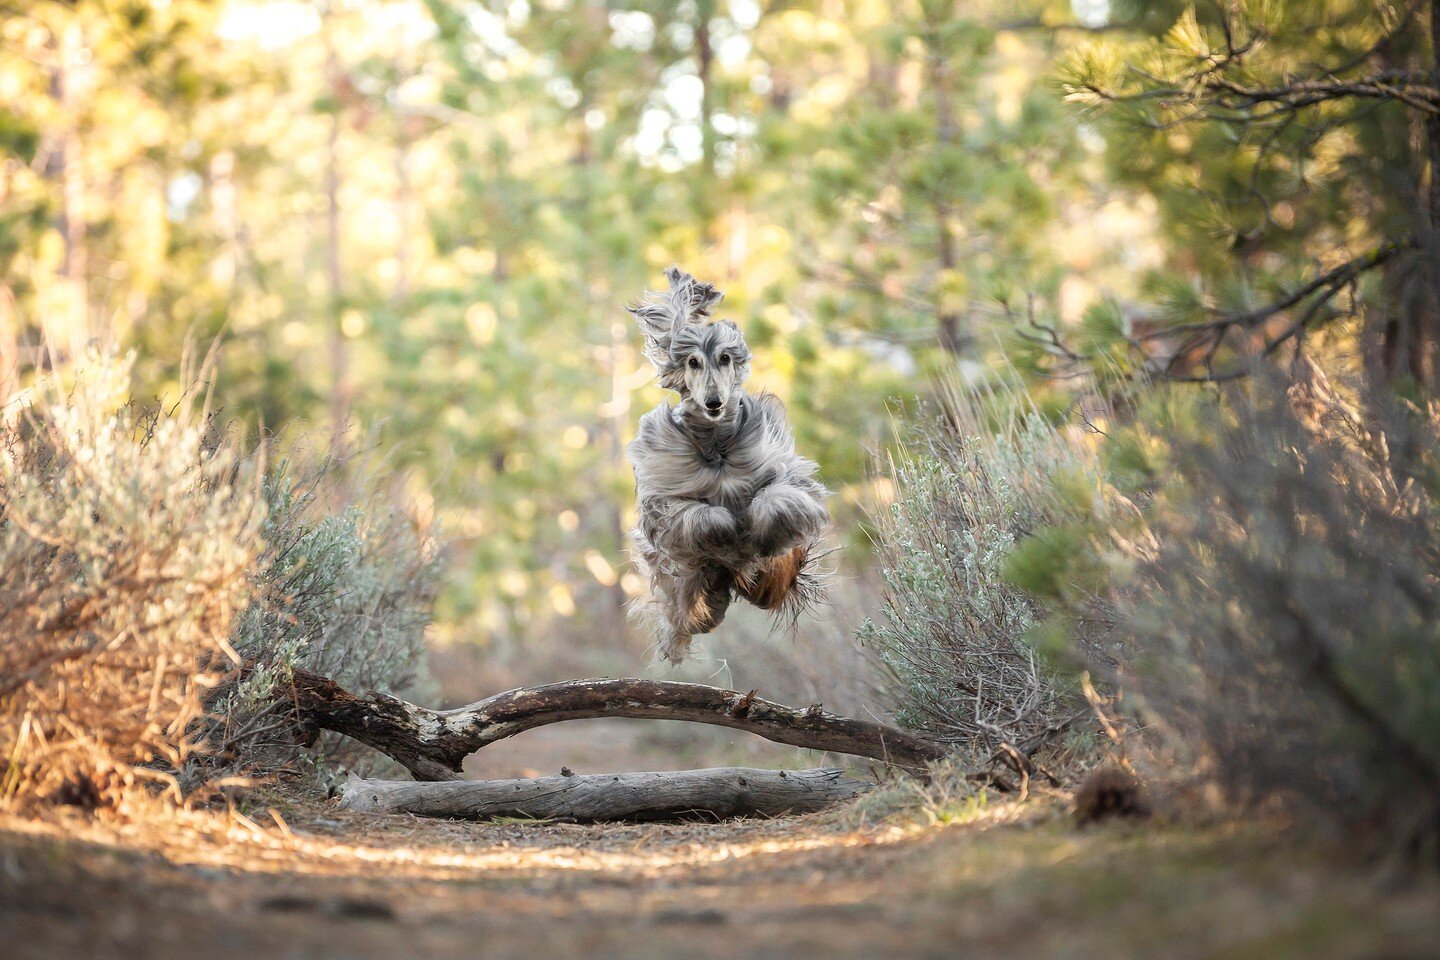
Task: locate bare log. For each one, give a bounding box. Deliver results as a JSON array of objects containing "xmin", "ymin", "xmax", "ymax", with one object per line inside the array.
[
  {"xmin": 339, "ymin": 767, "xmax": 868, "ymax": 821},
  {"xmin": 284, "ymin": 670, "xmax": 948, "ymax": 782}
]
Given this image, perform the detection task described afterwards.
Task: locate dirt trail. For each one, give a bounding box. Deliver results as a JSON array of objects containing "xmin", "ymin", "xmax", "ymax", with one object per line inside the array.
[{"xmin": 3, "ymin": 795, "xmax": 1437, "ymax": 960}]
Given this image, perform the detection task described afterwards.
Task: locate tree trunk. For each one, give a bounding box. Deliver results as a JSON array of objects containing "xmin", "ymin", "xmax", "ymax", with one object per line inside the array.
[
  {"xmin": 603, "ymin": 315, "xmax": 634, "ymax": 640},
  {"xmin": 0, "ymin": 288, "xmax": 18, "ymax": 421},
  {"xmin": 282, "ymin": 669, "xmax": 949, "ymax": 782},
  {"xmin": 1369, "ymin": 1, "xmax": 1440, "ymax": 394},
  {"xmin": 324, "ymin": 36, "xmax": 351, "ymax": 462},
  {"xmin": 927, "ymin": 34, "xmax": 964, "ymax": 356},
  {"xmin": 339, "ymin": 767, "xmax": 868, "ymax": 821},
  {"xmin": 392, "ymin": 128, "xmax": 412, "ymax": 306},
  {"xmin": 209, "ymin": 150, "xmax": 238, "ymax": 294},
  {"xmin": 697, "ymin": 0, "xmax": 715, "ymax": 175},
  {"xmin": 1423, "ymin": 0, "xmax": 1440, "ymax": 392},
  {"xmin": 45, "ymin": 22, "xmax": 88, "ymax": 355},
  {"xmin": 56, "ymin": 23, "xmax": 86, "ymax": 291}
]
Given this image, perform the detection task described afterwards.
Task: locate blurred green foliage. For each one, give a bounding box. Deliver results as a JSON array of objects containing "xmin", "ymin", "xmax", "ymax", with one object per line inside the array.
[
  {"xmin": 1, "ymin": 0, "xmax": 1128, "ymax": 654},
  {"xmin": 1059, "ymin": 0, "xmax": 1439, "ymax": 386},
  {"xmin": 9, "ymin": 0, "xmax": 1429, "ymax": 659}
]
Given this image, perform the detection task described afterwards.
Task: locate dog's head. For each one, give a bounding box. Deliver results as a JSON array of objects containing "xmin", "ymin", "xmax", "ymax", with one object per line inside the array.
[
  {"xmin": 668, "ymin": 319, "xmax": 751, "ymax": 422},
  {"xmin": 629, "ymin": 266, "xmax": 752, "ymax": 421}
]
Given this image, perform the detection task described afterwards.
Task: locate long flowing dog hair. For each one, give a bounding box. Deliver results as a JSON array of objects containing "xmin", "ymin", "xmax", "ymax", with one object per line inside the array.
[{"xmin": 625, "ymin": 267, "xmax": 830, "ymax": 662}]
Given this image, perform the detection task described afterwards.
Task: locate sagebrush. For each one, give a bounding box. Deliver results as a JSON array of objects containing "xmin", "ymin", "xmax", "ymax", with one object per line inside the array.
[
  {"xmin": 861, "ymin": 385, "xmax": 1097, "ymax": 754},
  {"xmin": 0, "ymin": 352, "xmax": 262, "ymax": 807},
  {"xmin": 1115, "ymin": 366, "xmax": 1440, "ymax": 844},
  {"xmin": 1, "ymin": 352, "xmax": 440, "ymax": 807},
  {"xmin": 205, "ymin": 458, "xmax": 441, "ymax": 783}
]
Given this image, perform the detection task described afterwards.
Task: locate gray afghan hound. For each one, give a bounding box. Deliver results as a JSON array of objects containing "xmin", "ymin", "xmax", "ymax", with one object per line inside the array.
[{"xmin": 626, "ymin": 266, "xmax": 830, "ymax": 663}]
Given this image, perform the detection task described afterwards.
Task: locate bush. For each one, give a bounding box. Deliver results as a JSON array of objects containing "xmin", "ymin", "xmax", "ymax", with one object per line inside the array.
[
  {"xmin": 206, "ymin": 460, "xmax": 441, "ymax": 782},
  {"xmin": 0, "ymin": 351, "xmax": 263, "ymax": 808},
  {"xmin": 1, "ymin": 350, "xmax": 442, "ymax": 806},
  {"xmin": 861, "ymin": 385, "xmax": 1098, "ymax": 753},
  {"xmin": 1114, "ymin": 367, "xmax": 1440, "ymax": 843}
]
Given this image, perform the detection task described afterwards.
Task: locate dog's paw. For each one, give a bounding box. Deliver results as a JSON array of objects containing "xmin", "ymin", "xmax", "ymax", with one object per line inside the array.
[
  {"xmin": 658, "ymin": 631, "xmax": 693, "ymax": 664},
  {"xmin": 746, "ymin": 486, "xmax": 827, "ymax": 557},
  {"xmin": 692, "ymin": 504, "xmax": 741, "ymax": 550}
]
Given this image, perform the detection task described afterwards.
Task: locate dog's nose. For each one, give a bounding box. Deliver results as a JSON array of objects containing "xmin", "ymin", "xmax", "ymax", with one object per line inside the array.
[{"xmin": 704, "ymin": 398, "xmax": 723, "ymax": 411}]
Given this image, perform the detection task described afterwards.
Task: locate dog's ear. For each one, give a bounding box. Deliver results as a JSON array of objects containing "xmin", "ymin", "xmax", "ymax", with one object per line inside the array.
[
  {"xmin": 667, "ymin": 266, "xmax": 723, "ymax": 322},
  {"xmin": 628, "ymin": 266, "xmax": 725, "ymax": 370}
]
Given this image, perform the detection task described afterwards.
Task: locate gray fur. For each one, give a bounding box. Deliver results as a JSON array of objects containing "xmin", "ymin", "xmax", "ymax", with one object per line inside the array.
[{"xmin": 626, "ymin": 267, "xmax": 830, "ymax": 662}]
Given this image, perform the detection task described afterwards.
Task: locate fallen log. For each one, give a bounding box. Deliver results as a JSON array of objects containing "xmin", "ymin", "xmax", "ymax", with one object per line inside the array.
[
  {"xmin": 339, "ymin": 767, "xmax": 868, "ymax": 821},
  {"xmin": 284, "ymin": 669, "xmax": 948, "ymax": 782}
]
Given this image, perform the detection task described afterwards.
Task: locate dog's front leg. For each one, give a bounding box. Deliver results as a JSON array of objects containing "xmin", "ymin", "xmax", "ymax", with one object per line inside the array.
[
  {"xmin": 656, "ymin": 564, "xmax": 733, "ymax": 662},
  {"xmin": 743, "ymin": 482, "xmax": 829, "ymax": 558},
  {"xmin": 683, "ymin": 502, "xmax": 743, "ymax": 554},
  {"xmin": 642, "ymin": 496, "xmax": 743, "ymax": 565}
]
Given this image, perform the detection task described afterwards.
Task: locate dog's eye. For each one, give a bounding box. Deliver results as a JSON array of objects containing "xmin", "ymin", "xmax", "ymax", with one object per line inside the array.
[
  {"xmin": 718, "ymin": 354, "xmax": 730, "ymax": 366},
  {"xmin": 688, "ymin": 357, "xmax": 701, "ymax": 370}
]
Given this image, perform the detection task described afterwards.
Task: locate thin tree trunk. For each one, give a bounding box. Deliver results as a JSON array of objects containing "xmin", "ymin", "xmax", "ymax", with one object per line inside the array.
[
  {"xmin": 1430, "ymin": 1, "xmax": 1440, "ymax": 224},
  {"xmin": 1423, "ymin": 0, "xmax": 1440, "ymax": 390},
  {"xmin": 935, "ymin": 196, "xmax": 962, "ymax": 355},
  {"xmin": 392, "ymin": 126, "xmax": 412, "ymax": 306},
  {"xmin": 210, "ymin": 150, "xmax": 238, "ymax": 294},
  {"xmin": 1370, "ymin": 2, "xmax": 1440, "ymax": 393},
  {"xmin": 697, "ymin": 0, "xmax": 716, "ymax": 176},
  {"xmin": 928, "ymin": 36, "xmax": 963, "ymax": 356},
  {"xmin": 0, "ymin": 288, "xmax": 19, "ymax": 420},
  {"xmin": 603, "ymin": 316, "xmax": 633, "ymax": 639},
  {"xmin": 57, "ymin": 24, "xmax": 86, "ymax": 290},
  {"xmin": 325, "ymin": 39, "xmax": 350, "ymax": 462},
  {"xmin": 47, "ymin": 22, "xmax": 88, "ymax": 354}
]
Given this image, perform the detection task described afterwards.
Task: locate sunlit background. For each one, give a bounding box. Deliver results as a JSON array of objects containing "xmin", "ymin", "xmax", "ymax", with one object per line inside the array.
[
  {"xmin": 5, "ymin": 5, "xmax": 1440, "ymax": 948},
  {"xmin": 4, "ymin": 0, "xmax": 1163, "ymax": 674}
]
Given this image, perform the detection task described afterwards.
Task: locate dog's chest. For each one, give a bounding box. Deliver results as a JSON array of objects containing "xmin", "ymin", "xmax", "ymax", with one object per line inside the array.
[
  {"xmin": 660, "ymin": 434, "xmax": 767, "ymax": 507},
  {"xmin": 694, "ymin": 457, "xmax": 756, "ymax": 508},
  {"xmin": 631, "ymin": 400, "xmax": 784, "ymax": 506}
]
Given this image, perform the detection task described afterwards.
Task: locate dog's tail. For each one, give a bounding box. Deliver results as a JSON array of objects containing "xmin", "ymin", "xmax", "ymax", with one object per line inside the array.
[
  {"xmin": 734, "ymin": 540, "xmax": 832, "ymax": 627},
  {"xmin": 628, "ymin": 266, "xmax": 724, "ymax": 369}
]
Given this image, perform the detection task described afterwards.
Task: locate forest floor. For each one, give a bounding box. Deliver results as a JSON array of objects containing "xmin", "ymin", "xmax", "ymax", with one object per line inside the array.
[
  {"xmin": 5, "ymin": 647, "xmax": 1437, "ymax": 959},
  {"xmin": 3, "ymin": 782, "xmax": 1437, "ymax": 960}
]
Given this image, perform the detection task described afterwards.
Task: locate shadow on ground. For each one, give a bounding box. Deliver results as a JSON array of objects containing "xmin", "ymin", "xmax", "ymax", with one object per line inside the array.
[{"xmin": 3, "ymin": 795, "xmax": 1436, "ymax": 960}]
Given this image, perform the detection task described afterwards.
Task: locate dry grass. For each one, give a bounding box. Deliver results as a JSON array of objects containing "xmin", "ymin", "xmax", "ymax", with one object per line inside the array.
[{"xmin": 0, "ymin": 350, "xmax": 263, "ymax": 809}]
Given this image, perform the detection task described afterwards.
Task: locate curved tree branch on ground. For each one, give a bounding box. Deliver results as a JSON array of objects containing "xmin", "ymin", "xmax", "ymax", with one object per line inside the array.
[{"xmin": 281, "ymin": 669, "xmax": 951, "ymax": 782}]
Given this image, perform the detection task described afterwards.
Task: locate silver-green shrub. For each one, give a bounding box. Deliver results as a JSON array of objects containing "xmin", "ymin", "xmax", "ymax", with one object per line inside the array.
[
  {"xmin": 1116, "ymin": 371, "xmax": 1440, "ymax": 841},
  {"xmin": 208, "ymin": 462, "xmax": 442, "ymax": 781},
  {"xmin": 861, "ymin": 389, "xmax": 1093, "ymax": 753}
]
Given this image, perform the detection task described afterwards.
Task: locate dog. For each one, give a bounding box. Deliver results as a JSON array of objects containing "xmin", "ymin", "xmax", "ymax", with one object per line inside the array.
[{"xmin": 625, "ymin": 266, "xmax": 830, "ymax": 662}]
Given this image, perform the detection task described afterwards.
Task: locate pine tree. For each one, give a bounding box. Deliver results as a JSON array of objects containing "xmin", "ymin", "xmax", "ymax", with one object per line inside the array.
[{"xmin": 1064, "ymin": 0, "xmax": 1440, "ymax": 393}]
